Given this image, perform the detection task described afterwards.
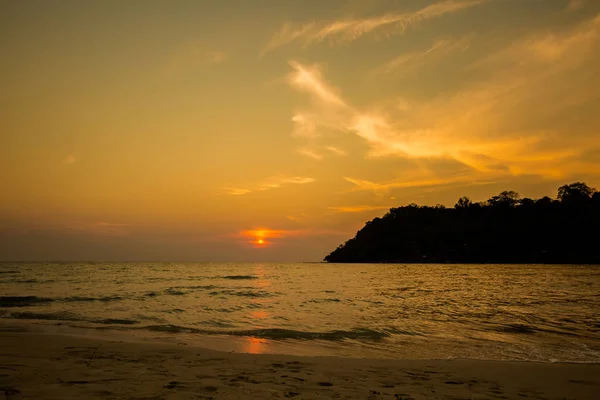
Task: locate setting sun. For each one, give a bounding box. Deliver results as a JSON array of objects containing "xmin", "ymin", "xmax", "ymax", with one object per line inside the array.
[{"xmin": 240, "ymin": 228, "xmax": 293, "ymax": 248}]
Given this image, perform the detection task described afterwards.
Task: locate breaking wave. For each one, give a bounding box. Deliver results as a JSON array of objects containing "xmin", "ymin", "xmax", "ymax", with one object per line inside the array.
[
  {"xmin": 142, "ymin": 325, "xmax": 390, "ymax": 341},
  {"xmin": 0, "ymin": 295, "xmax": 123, "ymax": 307},
  {"xmin": 220, "ymin": 275, "xmax": 258, "ymax": 280},
  {"xmin": 8, "ymin": 311, "xmax": 139, "ymax": 325}
]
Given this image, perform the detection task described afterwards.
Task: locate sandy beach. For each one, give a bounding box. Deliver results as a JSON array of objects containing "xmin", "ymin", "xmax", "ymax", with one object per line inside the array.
[{"xmin": 0, "ymin": 326, "xmax": 598, "ymax": 400}]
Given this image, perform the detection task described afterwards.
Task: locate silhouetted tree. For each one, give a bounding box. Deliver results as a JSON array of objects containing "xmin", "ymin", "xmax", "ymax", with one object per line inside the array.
[
  {"xmin": 520, "ymin": 198, "xmax": 535, "ymax": 207},
  {"xmin": 536, "ymin": 196, "xmax": 554, "ymax": 208},
  {"xmin": 324, "ymin": 182, "xmax": 600, "ymax": 264},
  {"xmin": 557, "ymin": 182, "xmax": 596, "ymax": 205},
  {"xmin": 488, "ymin": 190, "xmax": 520, "ymax": 207},
  {"xmin": 455, "ymin": 196, "xmax": 472, "ymax": 209}
]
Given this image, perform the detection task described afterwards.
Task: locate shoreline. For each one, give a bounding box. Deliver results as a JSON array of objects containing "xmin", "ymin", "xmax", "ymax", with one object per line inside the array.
[
  {"xmin": 4, "ymin": 319, "xmax": 598, "ymax": 365},
  {"xmin": 1, "ymin": 325, "xmax": 599, "ymax": 399}
]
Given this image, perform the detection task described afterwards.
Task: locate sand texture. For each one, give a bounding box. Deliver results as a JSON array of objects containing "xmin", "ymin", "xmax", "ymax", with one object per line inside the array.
[{"xmin": 0, "ymin": 329, "xmax": 598, "ymax": 399}]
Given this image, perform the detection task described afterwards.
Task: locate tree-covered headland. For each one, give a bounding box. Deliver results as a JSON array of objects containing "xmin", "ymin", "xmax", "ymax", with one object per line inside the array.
[{"xmin": 324, "ymin": 182, "xmax": 600, "ymax": 264}]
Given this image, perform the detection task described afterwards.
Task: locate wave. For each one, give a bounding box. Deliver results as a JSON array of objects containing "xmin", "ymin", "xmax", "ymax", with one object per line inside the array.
[
  {"xmin": 496, "ymin": 324, "xmax": 537, "ymax": 334},
  {"xmin": 0, "ymin": 296, "xmax": 54, "ymax": 307},
  {"xmin": 220, "ymin": 275, "xmax": 258, "ymax": 280},
  {"xmin": 63, "ymin": 295, "xmax": 123, "ymax": 302},
  {"xmin": 0, "ymin": 295, "xmax": 123, "ymax": 307},
  {"xmin": 7, "ymin": 311, "xmax": 139, "ymax": 325},
  {"xmin": 174, "ymin": 285, "xmax": 219, "ymax": 290},
  {"xmin": 164, "ymin": 288, "xmax": 186, "ymax": 296},
  {"xmin": 208, "ymin": 289, "xmax": 275, "ymax": 298},
  {"xmin": 307, "ymin": 298, "xmax": 341, "ymax": 303},
  {"xmin": 142, "ymin": 325, "xmax": 390, "ymax": 341}
]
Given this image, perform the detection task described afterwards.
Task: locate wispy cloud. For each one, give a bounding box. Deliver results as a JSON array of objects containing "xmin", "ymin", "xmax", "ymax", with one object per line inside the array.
[
  {"xmin": 286, "ymin": 214, "xmax": 306, "ymax": 222},
  {"xmin": 343, "ymin": 175, "xmax": 496, "ymax": 193},
  {"xmin": 297, "ymin": 148, "xmax": 323, "ymax": 160},
  {"xmin": 325, "ymin": 146, "xmax": 347, "ymax": 156},
  {"xmin": 262, "ymin": 0, "xmax": 488, "ymax": 55},
  {"xmin": 285, "ymin": 14, "xmax": 600, "ymax": 186},
  {"xmin": 567, "ymin": 0, "xmax": 586, "ymax": 11},
  {"xmin": 224, "ymin": 188, "xmax": 252, "ymax": 196},
  {"xmin": 224, "ymin": 175, "xmax": 315, "ymax": 195},
  {"xmin": 261, "ymin": 22, "xmax": 316, "ymax": 56},
  {"xmin": 328, "ymin": 205, "xmax": 391, "ymax": 213},
  {"xmin": 288, "ymin": 61, "xmax": 346, "ymax": 106},
  {"xmin": 374, "ymin": 36, "xmax": 471, "ymax": 75}
]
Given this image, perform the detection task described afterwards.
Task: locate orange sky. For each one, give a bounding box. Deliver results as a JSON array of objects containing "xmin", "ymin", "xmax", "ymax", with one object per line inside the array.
[{"xmin": 1, "ymin": 0, "xmax": 599, "ymax": 261}]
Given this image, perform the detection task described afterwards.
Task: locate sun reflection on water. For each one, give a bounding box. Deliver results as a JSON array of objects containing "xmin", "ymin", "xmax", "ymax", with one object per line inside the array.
[{"xmin": 244, "ymin": 337, "xmax": 267, "ymax": 354}]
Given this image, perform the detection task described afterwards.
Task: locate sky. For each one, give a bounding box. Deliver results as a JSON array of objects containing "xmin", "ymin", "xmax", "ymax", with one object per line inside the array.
[{"xmin": 1, "ymin": 0, "xmax": 600, "ymax": 262}]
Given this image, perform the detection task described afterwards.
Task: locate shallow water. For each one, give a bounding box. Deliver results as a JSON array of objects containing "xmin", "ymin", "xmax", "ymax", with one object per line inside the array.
[{"xmin": 1, "ymin": 262, "xmax": 599, "ymax": 362}]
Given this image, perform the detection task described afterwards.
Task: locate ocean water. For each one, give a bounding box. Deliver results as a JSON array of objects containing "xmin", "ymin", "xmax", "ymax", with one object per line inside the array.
[{"xmin": 1, "ymin": 262, "xmax": 598, "ymax": 363}]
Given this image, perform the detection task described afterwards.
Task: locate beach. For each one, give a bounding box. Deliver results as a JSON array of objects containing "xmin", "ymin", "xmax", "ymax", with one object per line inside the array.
[{"xmin": 1, "ymin": 327, "xmax": 598, "ymax": 400}]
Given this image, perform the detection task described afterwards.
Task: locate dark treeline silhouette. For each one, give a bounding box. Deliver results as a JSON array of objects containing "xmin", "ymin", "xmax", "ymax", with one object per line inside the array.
[{"xmin": 324, "ymin": 182, "xmax": 600, "ymax": 264}]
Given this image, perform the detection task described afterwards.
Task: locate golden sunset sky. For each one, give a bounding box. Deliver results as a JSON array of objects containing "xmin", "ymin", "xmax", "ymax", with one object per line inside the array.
[{"xmin": 1, "ymin": 0, "xmax": 599, "ymax": 261}]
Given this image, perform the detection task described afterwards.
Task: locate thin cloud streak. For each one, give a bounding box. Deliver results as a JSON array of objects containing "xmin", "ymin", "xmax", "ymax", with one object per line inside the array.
[
  {"xmin": 374, "ymin": 36, "xmax": 472, "ymax": 75},
  {"xmin": 325, "ymin": 146, "xmax": 347, "ymax": 156},
  {"xmin": 343, "ymin": 175, "xmax": 497, "ymax": 193},
  {"xmin": 262, "ymin": 0, "xmax": 488, "ymax": 54},
  {"xmin": 329, "ymin": 205, "xmax": 391, "ymax": 213},
  {"xmin": 224, "ymin": 175, "xmax": 316, "ymax": 195},
  {"xmin": 297, "ymin": 148, "xmax": 323, "ymax": 160},
  {"xmin": 224, "ymin": 188, "xmax": 252, "ymax": 196}
]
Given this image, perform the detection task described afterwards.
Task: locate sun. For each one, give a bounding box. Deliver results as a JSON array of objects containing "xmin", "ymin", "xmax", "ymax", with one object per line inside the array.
[{"xmin": 257, "ymin": 239, "xmax": 265, "ymax": 245}]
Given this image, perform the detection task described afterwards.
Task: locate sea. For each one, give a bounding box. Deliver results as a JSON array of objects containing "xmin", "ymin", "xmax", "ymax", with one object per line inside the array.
[{"xmin": 1, "ymin": 262, "xmax": 598, "ymax": 363}]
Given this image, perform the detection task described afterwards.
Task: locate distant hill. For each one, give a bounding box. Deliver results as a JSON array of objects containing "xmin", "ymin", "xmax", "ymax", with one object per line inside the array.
[{"xmin": 324, "ymin": 182, "xmax": 600, "ymax": 264}]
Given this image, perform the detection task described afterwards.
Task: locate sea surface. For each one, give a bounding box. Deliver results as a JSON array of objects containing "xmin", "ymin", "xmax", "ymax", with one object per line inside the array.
[{"xmin": 1, "ymin": 262, "xmax": 599, "ymax": 363}]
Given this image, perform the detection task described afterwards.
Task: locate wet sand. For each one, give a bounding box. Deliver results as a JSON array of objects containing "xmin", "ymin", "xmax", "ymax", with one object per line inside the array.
[{"xmin": 0, "ymin": 328, "xmax": 598, "ymax": 399}]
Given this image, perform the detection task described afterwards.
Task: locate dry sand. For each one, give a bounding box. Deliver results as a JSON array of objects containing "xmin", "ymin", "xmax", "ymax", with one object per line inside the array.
[{"xmin": 0, "ymin": 327, "xmax": 598, "ymax": 399}]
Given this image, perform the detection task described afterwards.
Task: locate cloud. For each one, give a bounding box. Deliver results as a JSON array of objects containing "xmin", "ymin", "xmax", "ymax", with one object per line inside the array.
[
  {"xmin": 328, "ymin": 205, "xmax": 391, "ymax": 213},
  {"xmin": 224, "ymin": 175, "xmax": 315, "ymax": 195},
  {"xmin": 288, "ymin": 61, "xmax": 346, "ymax": 106},
  {"xmin": 291, "ymin": 113, "xmax": 319, "ymax": 138},
  {"xmin": 285, "ymin": 14, "xmax": 600, "ymax": 186},
  {"xmin": 343, "ymin": 175, "xmax": 496, "ymax": 193},
  {"xmin": 325, "ymin": 146, "xmax": 347, "ymax": 156},
  {"xmin": 373, "ymin": 36, "xmax": 472, "ymax": 75},
  {"xmin": 297, "ymin": 148, "xmax": 323, "ymax": 160},
  {"xmin": 262, "ymin": 0, "xmax": 488, "ymax": 54},
  {"xmin": 224, "ymin": 188, "xmax": 252, "ymax": 195},
  {"xmin": 62, "ymin": 154, "xmax": 76, "ymax": 165},
  {"xmin": 567, "ymin": 0, "xmax": 586, "ymax": 11},
  {"xmin": 261, "ymin": 22, "xmax": 316, "ymax": 56}
]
